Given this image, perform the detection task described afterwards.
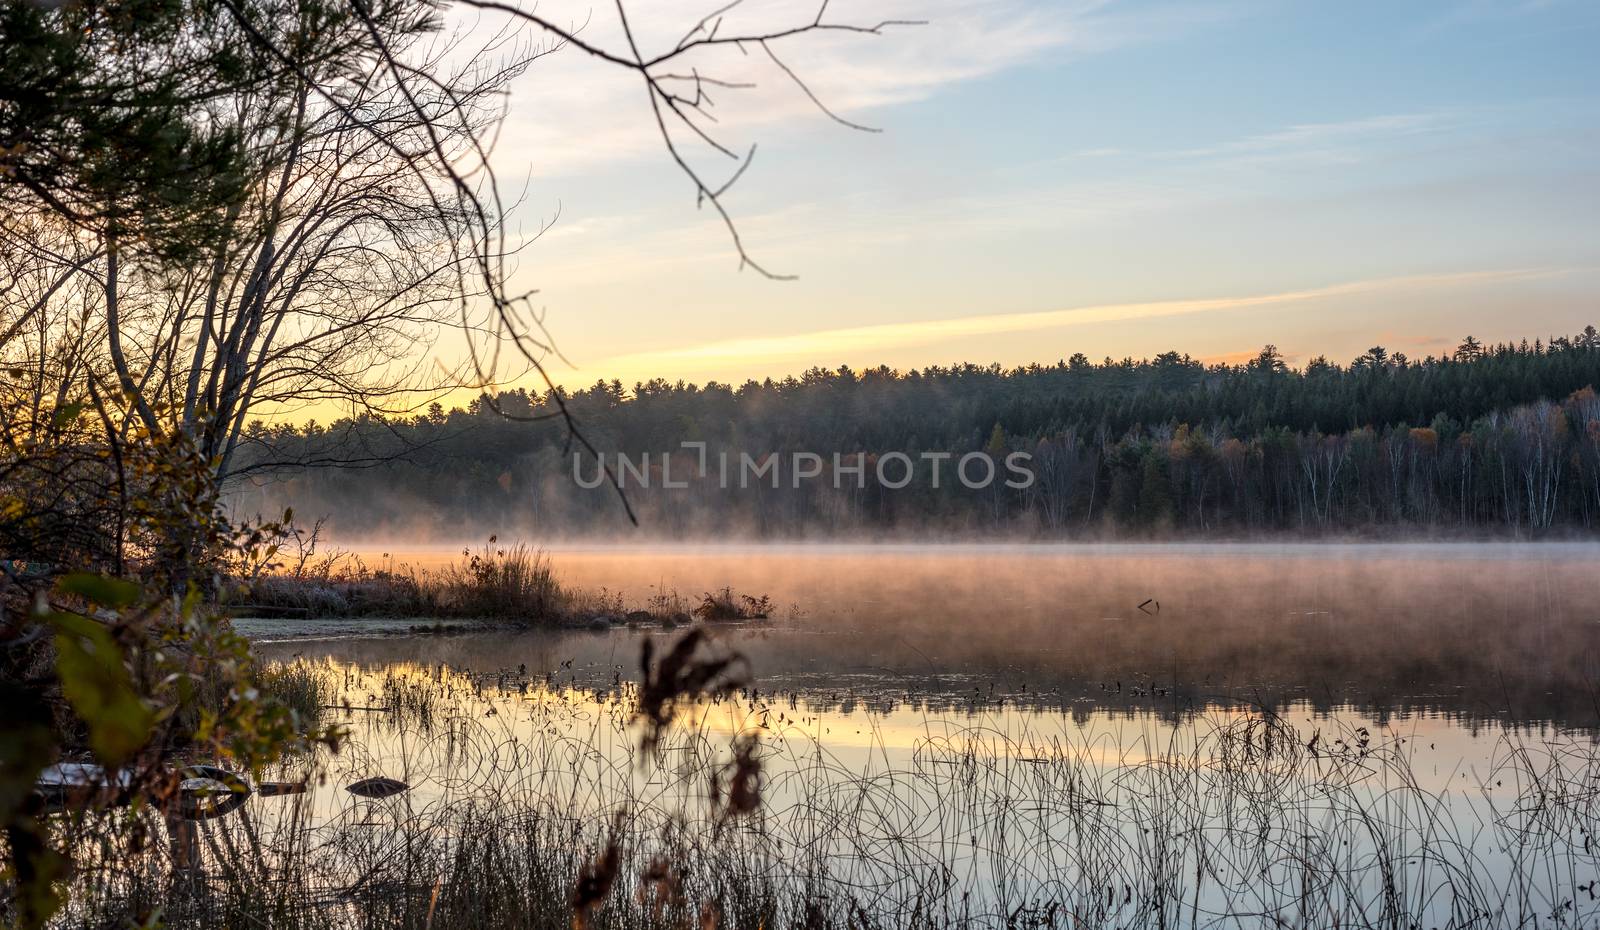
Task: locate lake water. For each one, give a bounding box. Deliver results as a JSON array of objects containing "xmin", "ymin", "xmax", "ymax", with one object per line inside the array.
[
  {"xmin": 251, "ymin": 542, "xmax": 1600, "ymax": 725},
  {"xmin": 239, "ymin": 543, "xmax": 1600, "ymax": 927}
]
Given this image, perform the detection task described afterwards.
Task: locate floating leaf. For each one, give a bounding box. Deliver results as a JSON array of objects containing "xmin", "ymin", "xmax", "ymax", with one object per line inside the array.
[{"xmin": 346, "ymin": 776, "xmax": 409, "ymax": 799}]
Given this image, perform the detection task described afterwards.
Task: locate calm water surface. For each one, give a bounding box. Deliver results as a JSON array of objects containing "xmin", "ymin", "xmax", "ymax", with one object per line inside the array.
[
  {"xmin": 251, "ymin": 542, "xmax": 1600, "ymax": 726},
  {"xmin": 237, "ymin": 543, "xmax": 1600, "ymax": 925}
]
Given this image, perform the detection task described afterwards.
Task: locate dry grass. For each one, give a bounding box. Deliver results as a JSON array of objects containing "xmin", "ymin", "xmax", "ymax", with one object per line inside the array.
[
  {"xmin": 244, "ymin": 539, "xmax": 561, "ymax": 622},
  {"xmin": 239, "ymin": 540, "xmax": 773, "ymax": 632},
  {"xmin": 691, "ymin": 588, "xmax": 772, "ymax": 622},
  {"xmin": 41, "ymin": 650, "xmax": 1600, "ymax": 930}
]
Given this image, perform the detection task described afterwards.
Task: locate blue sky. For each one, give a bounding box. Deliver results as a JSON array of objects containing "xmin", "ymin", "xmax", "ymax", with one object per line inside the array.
[{"xmin": 464, "ymin": 0, "xmax": 1599, "ymax": 387}]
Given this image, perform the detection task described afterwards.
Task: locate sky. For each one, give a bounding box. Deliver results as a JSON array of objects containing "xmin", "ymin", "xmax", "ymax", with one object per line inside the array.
[{"xmin": 446, "ymin": 0, "xmax": 1600, "ymax": 392}]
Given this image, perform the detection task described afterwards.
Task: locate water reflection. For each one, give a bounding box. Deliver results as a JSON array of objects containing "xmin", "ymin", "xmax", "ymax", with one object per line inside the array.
[
  {"xmin": 254, "ymin": 541, "xmax": 1600, "ymax": 728},
  {"xmin": 221, "ymin": 650, "xmax": 1600, "ymax": 928},
  {"xmin": 216, "ymin": 544, "xmax": 1600, "ymax": 924}
]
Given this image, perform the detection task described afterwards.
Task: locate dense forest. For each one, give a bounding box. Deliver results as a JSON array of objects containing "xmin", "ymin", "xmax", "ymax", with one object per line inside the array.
[{"xmin": 232, "ymin": 329, "xmax": 1600, "ymax": 538}]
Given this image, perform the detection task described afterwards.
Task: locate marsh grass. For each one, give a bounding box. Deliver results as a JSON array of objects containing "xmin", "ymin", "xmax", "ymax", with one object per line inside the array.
[
  {"xmin": 245, "ymin": 539, "xmax": 562, "ymax": 622},
  {"xmin": 45, "ymin": 657, "xmax": 1600, "ymax": 930},
  {"xmin": 691, "ymin": 588, "xmax": 772, "ymax": 622},
  {"xmin": 441, "ymin": 541, "xmax": 561, "ymax": 619},
  {"xmin": 259, "ymin": 661, "xmax": 338, "ymax": 729},
  {"xmin": 240, "ymin": 541, "xmax": 773, "ymax": 631}
]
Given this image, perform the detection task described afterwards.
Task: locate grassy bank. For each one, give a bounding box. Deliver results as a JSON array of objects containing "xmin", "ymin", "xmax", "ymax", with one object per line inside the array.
[{"xmin": 235, "ymin": 540, "xmax": 773, "ymax": 628}]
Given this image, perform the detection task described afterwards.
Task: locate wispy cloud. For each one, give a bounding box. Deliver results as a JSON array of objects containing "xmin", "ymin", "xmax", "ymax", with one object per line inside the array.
[
  {"xmin": 1171, "ymin": 111, "xmax": 1459, "ymax": 168},
  {"xmin": 477, "ymin": 0, "xmax": 1066, "ymax": 177},
  {"xmin": 531, "ymin": 107, "xmax": 1474, "ymax": 272},
  {"xmin": 577, "ymin": 268, "xmax": 1564, "ymax": 381},
  {"xmin": 478, "ymin": 0, "xmax": 1246, "ymax": 177}
]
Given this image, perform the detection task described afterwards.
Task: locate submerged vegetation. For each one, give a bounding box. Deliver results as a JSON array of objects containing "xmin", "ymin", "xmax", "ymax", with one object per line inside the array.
[{"xmin": 43, "ymin": 655, "xmax": 1600, "ymax": 930}]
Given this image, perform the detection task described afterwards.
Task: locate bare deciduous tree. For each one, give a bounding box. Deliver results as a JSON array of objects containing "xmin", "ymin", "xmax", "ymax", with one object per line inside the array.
[{"xmin": 2, "ymin": 0, "xmax": 908, "ymax": 528}]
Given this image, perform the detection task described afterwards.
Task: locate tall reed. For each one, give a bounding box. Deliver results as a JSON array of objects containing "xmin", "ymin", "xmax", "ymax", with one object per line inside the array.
[{"xmin": 44, "ymin": 659, "xmax": 1600, "ymax": 930}]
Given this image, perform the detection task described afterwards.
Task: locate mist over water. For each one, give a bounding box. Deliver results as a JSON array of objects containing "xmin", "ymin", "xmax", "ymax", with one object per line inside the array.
[
  {"xmin": 229, "ymin": 542, "xmax": 1600, "ymax": 925},
  {"xmin": 256, "ymin": 541, "xmax": 1600, "ymax": 727}
]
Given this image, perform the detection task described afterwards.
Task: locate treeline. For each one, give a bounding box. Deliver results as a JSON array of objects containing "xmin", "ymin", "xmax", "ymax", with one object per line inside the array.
[{"xmin": 232, "ymin": 330, "xmax": 1600, "ymax": 537}]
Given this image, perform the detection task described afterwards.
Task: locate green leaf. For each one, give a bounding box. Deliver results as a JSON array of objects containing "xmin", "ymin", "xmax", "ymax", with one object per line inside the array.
[
  {"xmin": 57, "ymin": 573, "xmax": 142, "ymax": 609},
  {"xmin": 50, "ymin": 401, "xmax": 84, "ymax": 429},
  {"xmin": 49, "ymin": 616, "xmax": 154, "ymax": 767}
]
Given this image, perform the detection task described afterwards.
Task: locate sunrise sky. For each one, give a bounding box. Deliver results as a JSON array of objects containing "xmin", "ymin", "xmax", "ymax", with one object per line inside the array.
[{"xmin": 459, "ymin": 0, "xmax": 1598, "ymax": 392}]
